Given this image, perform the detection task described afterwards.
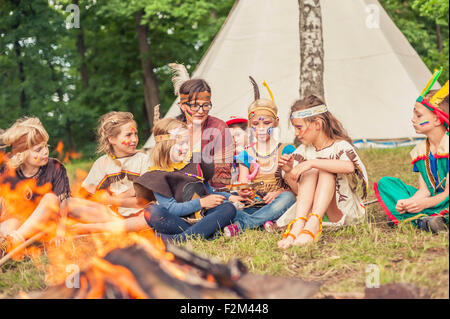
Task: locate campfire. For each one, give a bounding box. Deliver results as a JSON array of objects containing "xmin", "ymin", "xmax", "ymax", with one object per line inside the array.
[{"xmin": 0, "ymin": 146, "xmax": 320, "ymax": 299}]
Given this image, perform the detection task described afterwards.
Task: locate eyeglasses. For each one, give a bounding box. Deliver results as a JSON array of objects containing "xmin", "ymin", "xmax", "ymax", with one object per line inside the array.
[{"xmin": 184, "ymin": 102, "xmax": 212, "ymax": 112}]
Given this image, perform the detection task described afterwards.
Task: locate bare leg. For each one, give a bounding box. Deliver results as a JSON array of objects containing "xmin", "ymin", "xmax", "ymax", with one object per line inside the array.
[
  {"xmin": 122, "ymin": 213, "xmax": 149, "ymax": 232},
  {"xmin": 0, "ymin": 218, "xmax": 21, "ymax": 237},
  {"xmin": 14, "ymin": 193, "xmax": 60, "ymax": 241},
  {"xmin": 293, "ymin": 170, "xmax": 338, "ymax": 246},
  {"xmin": 326, "ymin": 192, "xmax": 344, "ymax": 223},
  {"xmin": 67, "ymin": 197, "xmax": 121, "ymax": 223},
  {"xmin": 70, "ymin": 212, "xmax": 149, "ymax": 235},
  {"xmin": 278, "ymin": 169, "xmax": 318, "ymax": 249}
]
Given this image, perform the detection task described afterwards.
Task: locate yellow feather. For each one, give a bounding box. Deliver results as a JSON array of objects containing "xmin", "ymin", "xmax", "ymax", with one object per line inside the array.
[
  {"xmin": 262, "ymin": 81, "xmax": 275, "ymax": 103},
  {"xmin": 430, "ymin": 81, "xmax": 449, "ymax": 106}
]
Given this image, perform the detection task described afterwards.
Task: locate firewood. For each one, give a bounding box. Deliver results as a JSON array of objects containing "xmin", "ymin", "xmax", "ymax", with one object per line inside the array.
[{"xmin": 31, "ymin": 244, "xmax": 321, "ymax": 299}]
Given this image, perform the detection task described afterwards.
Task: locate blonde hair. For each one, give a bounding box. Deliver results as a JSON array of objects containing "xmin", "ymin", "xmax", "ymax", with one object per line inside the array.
[
  {"xmin": 248, "ymin": 98, "xmax": 279, "ymax": 123},
  {"xmin": 0, "ymin": 117, "xmax": 49, "ymax": 169},
  {"xmin": 96, "ymin": 111, "xmax": 136, "ymax": 160},
  {"xmin": 150, "ymin": 118, "xmax": 187, "ymax": 169}
]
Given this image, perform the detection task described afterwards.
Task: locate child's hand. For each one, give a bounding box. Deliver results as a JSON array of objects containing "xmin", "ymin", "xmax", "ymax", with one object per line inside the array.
[
  {"xmin": 395, "ymin": 199, "xmax": 407, "ymax": 214},
  {"xmin": 229, "ymin": 195, "xmax": 253, "ymax": 205},
  {"xmin": 403, "ymin": 198, "xmax": 428, "ymax": 214},
  {"xmin": 289, "ymin": 161, "xmax": 313, "ymax": 182},
  {"xmin": 119, "ymin": 188, "xmax": 136, "ymax": 198},
  {"xmin": 263, "ymin": 191, "xmax": 282, "ymax": 204},
  {"xmin": 238, "ymin": 188, "xmax": 254, "ymax": 198},
  {"xmin": 200, "ymin": 194, "xmax": 226, "ymax": 209},
  {"xmin": 278, "ymin": 154, "xmax": 294, "ymax": 173}
]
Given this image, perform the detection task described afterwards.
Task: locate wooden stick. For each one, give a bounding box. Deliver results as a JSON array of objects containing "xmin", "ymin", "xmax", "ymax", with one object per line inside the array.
[
  {"xmin": 0, "ymin": 231, "xmax": 46, "ymax": 267},
  {"xmin": 363, "ymin": 199, "xmax": 378, "ymax": 206}
]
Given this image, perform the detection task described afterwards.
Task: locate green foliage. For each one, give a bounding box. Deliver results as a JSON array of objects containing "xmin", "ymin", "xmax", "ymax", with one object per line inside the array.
[
  {"xmin": 0, "ymin": 0, "xmax": 234, "ymax": 157},
  {"xmin": 380, "ymin": 0, "xmax": 449, "ymax": 84},
  {"xmin": 0, "ymin": 0, "xmax": 448, "ymax": 158}
]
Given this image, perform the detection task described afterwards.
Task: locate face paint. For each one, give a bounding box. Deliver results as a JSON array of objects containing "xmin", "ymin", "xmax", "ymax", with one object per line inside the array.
[
  {"xmin": 258, "ymin": 117, "xmax": 266, "ymax": 121},
  {"xmin": 419, "ymin": 121, "xmax": 430, "ymax": 126},
  {"xmin": 184, "ymin": 107, "xmax": 194, "ymax": 121},
  {"xmin": 130, "ymin": 127, "xmax": 137, "ymax": 132},
  {"xmin": 267, "ymin": 126, "xmax": 274, "ymax": 135},
  {"xmin": 121, "ymin": 140, "xmax": 131, "ymax": 146}
]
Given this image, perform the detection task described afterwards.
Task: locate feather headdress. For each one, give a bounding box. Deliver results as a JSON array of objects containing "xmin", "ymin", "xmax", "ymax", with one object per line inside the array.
[
  {"xmin": 247, "ymin": 76, "xmax": 278, "ymax": 119},
  {"xmin": 249, "ymin": 76, "xmax": 260, "ymax": 101},
  {"xmin": 416, "ymin": 67, "xmax": 449, "ymax": 130},
  {"xmin": 263, "ymin": 80, "xmax": 275, "ymax": 103},
  {"xmin": 168, "ymin": 63, "xmax": 190, "ymax": 96}
]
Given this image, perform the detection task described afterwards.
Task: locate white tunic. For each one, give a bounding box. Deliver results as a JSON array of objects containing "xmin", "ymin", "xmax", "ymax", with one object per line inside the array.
[
  {"xmin": 82, "ymin": 151, "xmax": 151, "ymax": 217},
  {"xmin": 277, "ymin": 140, "xmax": 368, "ymax": 227}
]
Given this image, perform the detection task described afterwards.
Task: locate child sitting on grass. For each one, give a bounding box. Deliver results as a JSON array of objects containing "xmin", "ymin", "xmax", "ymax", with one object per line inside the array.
[
  {"xmin": 134, "ymin": 118, "xmax": 248, "ymax": 242},
  {"xmin": 226, "ymin": 116, "xmax": 250, "ymax": 184},
  {"xmin": 223, "ymin": 78, "xmax": 296, "ymax": 237},
  {"xmin": 0, "ymin": 117, "xmax": 71, "ymax": 256},
  {"xmin": 374, "ymin": 69, "xmax": 449, "ymax": 233},
  {"xmin": 277, "ymin": 95, "xmax": 368, "ymax": 249},
  {"xmin": 67, "ymin": 111, "xmax": 151, "ymax": 234}
]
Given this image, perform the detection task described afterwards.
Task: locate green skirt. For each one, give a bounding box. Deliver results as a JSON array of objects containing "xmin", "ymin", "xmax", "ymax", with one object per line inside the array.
[{"xmin": 374, "ymin": 176, "xmax": 449, "ymax": 226}]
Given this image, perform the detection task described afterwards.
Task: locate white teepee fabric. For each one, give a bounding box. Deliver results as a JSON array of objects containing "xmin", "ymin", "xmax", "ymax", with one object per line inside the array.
[{"xmin": 144, "ymin": 0, "xmax": 438, "ymax": 149}]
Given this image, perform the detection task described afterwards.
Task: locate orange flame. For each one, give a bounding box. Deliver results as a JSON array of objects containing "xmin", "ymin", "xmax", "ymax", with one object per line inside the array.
[
  {"xmin": 1, "ymin": 149, "xmax": 215, "ymax": 299},
  {"xmin": 54, "ymin": 141, "xmax": 82, "ymax": 164}
]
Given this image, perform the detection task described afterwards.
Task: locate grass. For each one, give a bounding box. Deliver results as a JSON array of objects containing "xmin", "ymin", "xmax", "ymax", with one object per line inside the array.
[{"xmin": 0, "ymin": 146, "xmax": 448, "ymax": 298}]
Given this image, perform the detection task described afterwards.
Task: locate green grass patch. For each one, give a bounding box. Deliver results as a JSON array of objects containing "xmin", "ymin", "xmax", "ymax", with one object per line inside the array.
[{"xmin": 1, "ymin": 146, "xmax": 448, "ymax": 298}]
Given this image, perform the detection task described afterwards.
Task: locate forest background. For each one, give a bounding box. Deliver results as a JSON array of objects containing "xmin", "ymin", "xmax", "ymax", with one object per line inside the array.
[{"xmin": 1, "ymin": 0, "xmax": 449, "ymax": 158}]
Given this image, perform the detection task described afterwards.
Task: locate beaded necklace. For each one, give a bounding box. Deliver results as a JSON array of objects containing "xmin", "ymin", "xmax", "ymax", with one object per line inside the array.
[{"xmin": 183, "ymin": 163, "xmax": 205, "ymax": 181}]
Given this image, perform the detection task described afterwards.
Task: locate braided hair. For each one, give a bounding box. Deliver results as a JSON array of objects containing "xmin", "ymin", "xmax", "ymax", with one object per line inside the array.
[{"xmin": 96, "ymin": 111, "xmax": 136, "ymax": 166}]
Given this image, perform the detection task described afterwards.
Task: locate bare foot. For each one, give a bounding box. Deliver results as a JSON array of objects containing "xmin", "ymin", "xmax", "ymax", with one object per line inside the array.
[
  {"xmin": 277, "ymin": 236, "xmax": 294, "ymax": 249},
  {"xmin": 277, "ymin": 219, "xmax": 307, "ymax": 249},
  {"xmin": 293, "ymin": 232, "xmax": 315, "ymax": 246},
  {"xmin": 293, "ymin": 219, "xmax": 321, "ymax": 246}
]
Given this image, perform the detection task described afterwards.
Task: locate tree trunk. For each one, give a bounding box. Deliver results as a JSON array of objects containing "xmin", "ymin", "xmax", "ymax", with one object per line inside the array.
[
  {"xmin": 14, "ymin": 40, "xmax": 26, "ymax": 109},
  {"xmin": 41, "ymin": 49, "xmax": 75, "ymax": 151},
  {"xmin": 436, "ymin": 23, "xmax": 443, "ymax": 52},
  {"xmin": 136, "ymin": 9, "xmax": 160, "ymax": 130},
  {"xmin": 298, "ymin": 0, "xmax": 325, "ymax": 100},
  {"xmin": 74, "ymin": 0, "xmax": 89, "ymax": 87}
]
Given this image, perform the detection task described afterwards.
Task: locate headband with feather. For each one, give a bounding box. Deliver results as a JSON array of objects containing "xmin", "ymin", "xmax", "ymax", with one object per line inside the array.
[
  {"xmin": 416, "ymin": 67, "xmax": 449, "ymax": 130},
  {"xmin": 249, "ymin": 76, "xmax": 260, "ymax": 101},
  {"xmin": 169, "ymin": 63, "xmax": 191, "ymax": 96},
  {"xmin": 248, "ymin": 75, "xmax": 278, "ymax": 119}
]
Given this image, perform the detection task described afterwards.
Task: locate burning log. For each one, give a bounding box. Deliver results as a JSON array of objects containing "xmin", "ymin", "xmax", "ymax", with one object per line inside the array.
[{"xmin": 30, "ymin": 243, "xmax": 321, "ymax": 299}]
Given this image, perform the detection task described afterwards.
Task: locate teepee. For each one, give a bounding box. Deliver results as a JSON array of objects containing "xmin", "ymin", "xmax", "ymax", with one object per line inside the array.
[{"xmin": 144, "ymin": 0, "xmax": 439, "ymax": 149}]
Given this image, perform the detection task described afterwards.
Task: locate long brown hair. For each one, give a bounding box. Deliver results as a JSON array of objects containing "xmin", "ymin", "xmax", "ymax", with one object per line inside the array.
[
  {"xmin": 290, "ymin": 95, "xmax": 353, "ymax": 145},
  {"xmin": 426, "ymin": 89, "xmax": 449, "ymax": 114}
]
